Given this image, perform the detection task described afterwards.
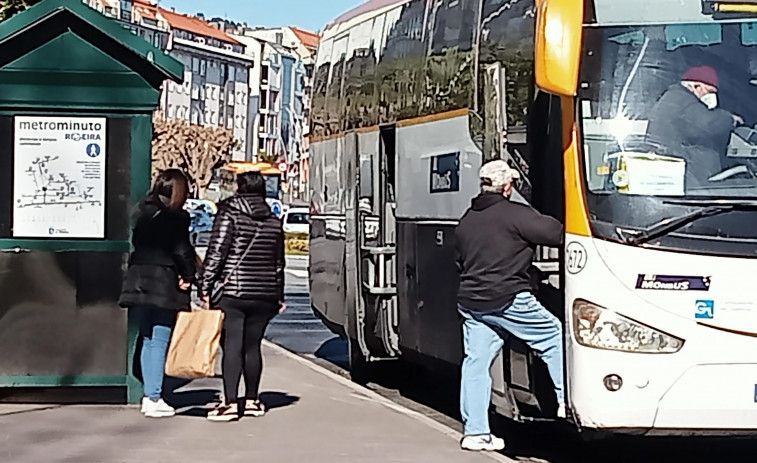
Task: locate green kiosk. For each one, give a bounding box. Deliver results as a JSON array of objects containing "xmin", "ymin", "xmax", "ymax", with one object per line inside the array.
[{"xmin": 0, "ymin": 0, "xmax": 183, "ymax": 403}]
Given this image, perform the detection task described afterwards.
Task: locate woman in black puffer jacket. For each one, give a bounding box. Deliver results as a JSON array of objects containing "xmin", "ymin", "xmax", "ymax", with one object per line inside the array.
[
  {"xmin": 119, "ymin": 169, "xmax": 196, "ymax": 419},
  {"xmin": 201, "ymin": 171, "xmax": 285, "ymax": 422}
]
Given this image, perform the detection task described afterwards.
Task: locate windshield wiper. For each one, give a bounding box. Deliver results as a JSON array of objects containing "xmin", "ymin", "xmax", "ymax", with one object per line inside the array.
[{"xmin": 617, "ymin": 199, "xmax": 757, "ymax": 246}]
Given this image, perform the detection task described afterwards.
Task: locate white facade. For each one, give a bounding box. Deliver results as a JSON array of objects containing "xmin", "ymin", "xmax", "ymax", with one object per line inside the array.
[
  {"xmin": 163, "ymin": 45, "xmax": 252, "ymax": 160},
  {"xmin": 230, "ymin": 26, "xmax": 318, "ymax": 201},
  {"xmin": 84, "ymin": 0, "xmax": 254, "ymax": 161}
]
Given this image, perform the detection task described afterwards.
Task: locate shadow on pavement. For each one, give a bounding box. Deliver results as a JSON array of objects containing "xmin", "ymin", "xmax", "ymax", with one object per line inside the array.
[
  {"xmin": 259, "ymin": 391, "xmax": 299, "ymax": 410},
  {"xmin": 313, "ymin": 336, "xmax": 349, "ymax": 369}
]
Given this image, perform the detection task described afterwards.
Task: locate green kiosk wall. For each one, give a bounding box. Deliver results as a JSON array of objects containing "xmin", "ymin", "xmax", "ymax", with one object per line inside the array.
[{"xmin": 0, "ymin": 0, "xmax": 183, "ymax": 403}]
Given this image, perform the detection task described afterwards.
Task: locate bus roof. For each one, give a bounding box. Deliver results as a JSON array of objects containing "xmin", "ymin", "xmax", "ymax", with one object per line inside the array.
[{"xmin": 325, "ymin": 0, "xmax": 410, "ymax": 32}]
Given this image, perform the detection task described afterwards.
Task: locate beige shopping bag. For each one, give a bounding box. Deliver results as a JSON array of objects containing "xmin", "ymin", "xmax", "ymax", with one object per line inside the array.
[{"xmin": 165, "ymin": 309, "xmax": 224, "ymax": 379}]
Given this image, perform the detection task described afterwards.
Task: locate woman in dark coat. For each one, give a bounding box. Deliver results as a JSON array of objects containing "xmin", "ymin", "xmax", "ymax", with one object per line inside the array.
[
  {"xmin": 119, "ymin": 169, "xmax": 196, "ymax": 418},
  {"xmin": 201, "ymin": 171, "xmax": 285, "ymax": 422}
]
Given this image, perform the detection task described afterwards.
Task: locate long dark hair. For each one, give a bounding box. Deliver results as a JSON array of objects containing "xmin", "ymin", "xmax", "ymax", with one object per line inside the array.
[{"xmin": 150, "ymin": 169, "xmax": 189, "ymax": 210}]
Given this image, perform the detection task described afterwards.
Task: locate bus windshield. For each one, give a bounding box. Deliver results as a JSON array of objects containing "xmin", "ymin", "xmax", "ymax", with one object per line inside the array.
[
  {"xmin": 579, "ymin": 21, "xmax": 757, "ymax": 252},
  {"xmin": 265, "ymin": 174, "xmax": 281, "ymax": 199}
]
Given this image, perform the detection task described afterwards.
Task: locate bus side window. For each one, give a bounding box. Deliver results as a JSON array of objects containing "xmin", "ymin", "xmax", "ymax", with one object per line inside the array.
[{"xmin": 359, "ymin": 156, "xmax": 374, "ymax": 210}]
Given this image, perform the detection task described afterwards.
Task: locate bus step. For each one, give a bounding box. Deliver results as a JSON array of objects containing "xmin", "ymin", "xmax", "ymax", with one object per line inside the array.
[{"xmin": 362, "ymin": 283, "xmax": 397, "ymax": 296}]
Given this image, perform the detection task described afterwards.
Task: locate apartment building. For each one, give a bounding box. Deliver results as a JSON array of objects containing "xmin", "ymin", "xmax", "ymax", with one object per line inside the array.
[
  {"xmin": 229, "ymin": 26, "xmax": 319, "ymax": 200},
  {"xmin": 83, "ymin": 0, "xmax": 254, "ymax": 160}
]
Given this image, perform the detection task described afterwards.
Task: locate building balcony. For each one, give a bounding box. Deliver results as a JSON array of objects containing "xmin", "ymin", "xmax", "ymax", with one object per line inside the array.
[
  {"xmin": 262, "ymin": 59, "xmax": 281, "ymax": 69},
  {"xmin": 261, "ymin": 81, "xmax": 281, "ymax": 92}
]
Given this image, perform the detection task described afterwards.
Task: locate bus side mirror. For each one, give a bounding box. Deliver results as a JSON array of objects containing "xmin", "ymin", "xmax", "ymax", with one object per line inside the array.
[{"xmin": 534, "ymin": 0, "xmax": 584, "ymax": 97}]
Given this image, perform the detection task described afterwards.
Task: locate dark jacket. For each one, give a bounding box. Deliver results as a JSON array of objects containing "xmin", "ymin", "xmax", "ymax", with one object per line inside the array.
[
  {"xmin": 455, "ymin": 193, "xmax": 563, "ymax": 312},
  {"xmin": 119, "ymin": 196, "xmax": 197, "ymax": 310},
  {"xmin": 200, "ymin": 194, "xmax": 285, "ymax": 304},
  {"xmin": 645, "ymin": 84, "xmax": 734, "ymax": 184}
]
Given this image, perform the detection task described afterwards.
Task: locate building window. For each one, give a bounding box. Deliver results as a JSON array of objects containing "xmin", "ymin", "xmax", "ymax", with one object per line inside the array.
[
  {"xmin": 227, "ymin": 116, "xmax": 233, "ymax": 129},
  {"xmin": 167, "ymin": 105, "xmax": 175, "ymax": 118},
  {"xmin": 153, "ymin": 34, "xmax": 162, "ymax": 48},
  {"xmin": 192, "ymin": 57, "xmax": 199, "ymax": 73},
  {"xmin": 200, "ymin": 59, "xmax": 207, "ymax": 77},
  {"xmin": 120, "ymin": 1, "xmax": 132, "ymax": 21},
  {"xmin": 191, "ymin": 109, "xmax": 199, "ymax": 125},
  {"xmin": 258, "ymin": 137, "xmax": 265, "ymax": 150},
  {"xmin": 191, "ymin": 83, "xmax": 200, "ymax": 100},
  {"xmin": 275, "ymin": 32, "xmax": 283, "ymax": 44}
]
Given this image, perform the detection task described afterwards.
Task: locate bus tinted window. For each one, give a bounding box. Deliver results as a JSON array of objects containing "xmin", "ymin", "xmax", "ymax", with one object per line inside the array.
[
  {"xmin": 312, "ymin": 38, "xmax": 333, "ymax": 137},
  {"xmin": 376, "ymin": 0, "xmax": 426, "ymax": 122},
  {"xmin": 424, "ymin": 0, "xmax": 478, "ymax": 116},
  {"xmin": 326, "ymin": 35, "xmax": 349, "ymax": 134},
  {"xmin": 344, "ymin": 18, "xmax": 380, "ymax": 130},
  {"xmin": 472, "ymin": 0, "xmax": 536, "ymax": 199}
]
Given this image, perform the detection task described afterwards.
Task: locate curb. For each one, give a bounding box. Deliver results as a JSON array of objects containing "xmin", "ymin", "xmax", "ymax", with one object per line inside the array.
[{"xmin": 261, "ymin": 340, "xmax": 516, "ymax": 463}]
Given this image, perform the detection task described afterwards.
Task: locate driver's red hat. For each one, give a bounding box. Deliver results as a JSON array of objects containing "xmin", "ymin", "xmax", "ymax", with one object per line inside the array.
[{"xmin": 683, "ymin": 66, "xmax": 719, "ymax": 89}]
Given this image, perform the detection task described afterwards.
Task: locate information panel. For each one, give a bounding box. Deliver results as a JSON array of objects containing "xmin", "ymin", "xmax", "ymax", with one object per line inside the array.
[{"xmin": 13, "ymin": 116, "xmax": 106, "ymax": 238}]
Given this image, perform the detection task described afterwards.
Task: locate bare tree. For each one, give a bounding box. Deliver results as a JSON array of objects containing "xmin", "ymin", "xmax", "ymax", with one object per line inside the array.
[
  {"xmin": 152, "ymin": 115, "xmax": 238, "ymax": 198},
  {"xmin": 0, "ymin": 0, "xmax": 41, "ymax": 21}
]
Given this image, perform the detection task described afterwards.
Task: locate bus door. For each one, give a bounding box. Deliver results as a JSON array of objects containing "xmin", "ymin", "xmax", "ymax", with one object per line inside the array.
[
  {"xmin": 475, "ymin": 59, "xmax": 564, "ymax": 419},
  {"xmin": 345, "ymin": 127, "xmax": 401, "ymax": 366}
]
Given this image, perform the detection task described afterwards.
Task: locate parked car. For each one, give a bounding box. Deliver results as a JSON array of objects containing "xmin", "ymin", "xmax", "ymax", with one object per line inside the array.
[
  {"xmin": 184, "ymin": 199, "xmax": 217, "ymax": 248},
  {"xmin": 282, "ymin": 207, "xmax": 310, "ymax": 235}
]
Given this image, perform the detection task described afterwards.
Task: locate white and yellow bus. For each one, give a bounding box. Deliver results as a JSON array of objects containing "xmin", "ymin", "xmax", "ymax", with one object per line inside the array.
[
  {"xmin": 309, "ymin": 0, "xmax": 757, "ymax": 434},
  {"xmin": 215, "ymin": 161, "xmax": 285, "ymax": 217}
]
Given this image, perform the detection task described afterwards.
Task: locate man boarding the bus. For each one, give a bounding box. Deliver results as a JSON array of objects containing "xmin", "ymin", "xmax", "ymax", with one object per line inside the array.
[{"xmin": 455, "ymin": 160, "xmax": 565, "ymax": 452}]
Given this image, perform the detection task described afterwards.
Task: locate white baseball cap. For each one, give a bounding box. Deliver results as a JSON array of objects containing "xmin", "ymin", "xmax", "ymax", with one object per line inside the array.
[{"xmin": 479, "ymin": 160, "xmax": 520, "ymax": 188}]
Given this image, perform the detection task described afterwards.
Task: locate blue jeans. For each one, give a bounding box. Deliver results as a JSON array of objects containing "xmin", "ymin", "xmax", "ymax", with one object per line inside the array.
[
  {"xmin": 459, "ymin": 292, "xmax": 564, "ymax": 436},
  {"xmin": 136, "ymin": 306, "xmax": 176, "ymax": 400}
]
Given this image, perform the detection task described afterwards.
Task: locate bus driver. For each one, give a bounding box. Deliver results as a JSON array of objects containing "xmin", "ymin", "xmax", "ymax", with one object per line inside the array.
[{"xmin": 645, "ymin": 65, "xmax": 743, "ymax": 185}]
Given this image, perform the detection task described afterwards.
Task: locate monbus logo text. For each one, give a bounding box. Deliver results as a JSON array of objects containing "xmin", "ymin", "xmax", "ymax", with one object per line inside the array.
[{"xmin": 635, "ymin": 274, "xmax": 711, "ymax": 291}]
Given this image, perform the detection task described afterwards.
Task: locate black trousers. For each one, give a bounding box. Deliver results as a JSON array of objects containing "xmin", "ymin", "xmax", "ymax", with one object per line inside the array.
[{"xmin": 221, "ymin": 297, "xmax": 278, "ymax": 402}]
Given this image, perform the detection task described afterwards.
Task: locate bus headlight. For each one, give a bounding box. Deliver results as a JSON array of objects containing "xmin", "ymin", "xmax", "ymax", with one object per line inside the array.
[{"xmin": 572, "ymin": 300, "xmax": 684, "ymax": 354}]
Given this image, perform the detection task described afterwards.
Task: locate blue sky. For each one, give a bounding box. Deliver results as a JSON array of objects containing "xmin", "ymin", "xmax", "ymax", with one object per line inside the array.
[{"xmin": 159, "ymin": 0, "xmax": 361, "ymax": 32}]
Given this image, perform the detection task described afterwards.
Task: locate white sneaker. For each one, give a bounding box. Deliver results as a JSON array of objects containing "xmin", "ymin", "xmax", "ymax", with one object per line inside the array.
[
  {"xmin": 140, "ymin": 397, "xmax": 148, "ymax": 414},
  {"xmin": 143, "ymin": 398, "xmax": 175, "ymax": 418},
  {"xmin": 557, "ymin": 404, "xmax": 567, "ymax": 419},
  {"xmin": 461, "ymin": 434, "xmax": 506, "ymax": 452}
]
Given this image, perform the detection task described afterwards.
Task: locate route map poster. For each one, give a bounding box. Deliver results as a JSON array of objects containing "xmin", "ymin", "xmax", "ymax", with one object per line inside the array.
[{"xmin": 12, "ymin": 116, "xmax": 106, "ymax": 238}]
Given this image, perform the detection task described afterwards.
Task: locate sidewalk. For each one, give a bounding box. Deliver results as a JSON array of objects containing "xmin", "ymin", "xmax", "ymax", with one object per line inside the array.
[{"xmin": 0, "ymin": 342, "xmax": 514, "ymax": 463}]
